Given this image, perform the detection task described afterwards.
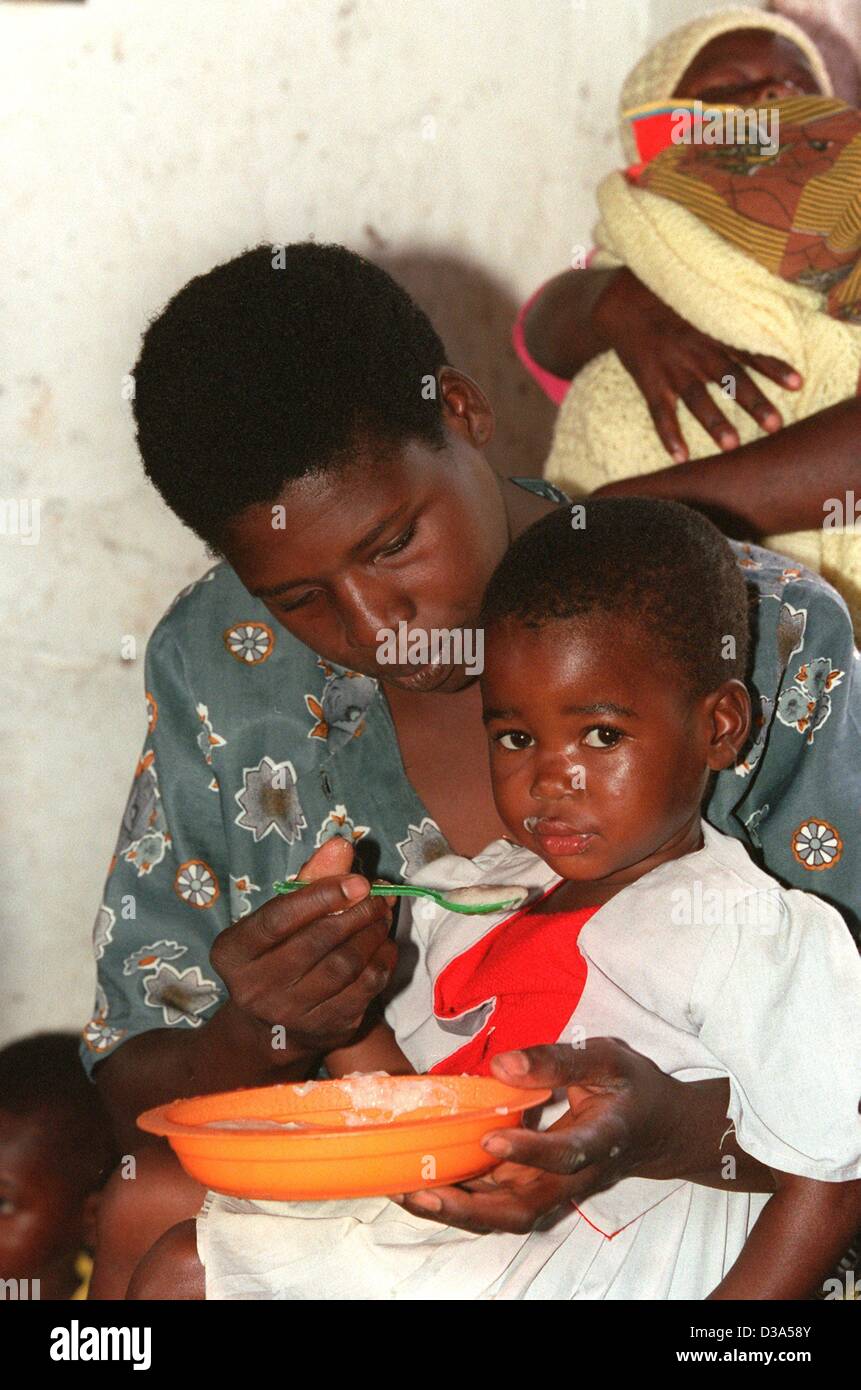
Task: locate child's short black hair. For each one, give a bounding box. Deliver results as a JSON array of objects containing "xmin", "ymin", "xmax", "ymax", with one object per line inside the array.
[
  {"xmin": 132, "ymin": 242, "xmax": 448, "ymax": 549},
  {"xmin": 479, "ymin": 498, "xmax": 750, "ymax": 695},
  {"xmin": 0, "ymin": 1033, "xmax": 116, "ymax": 1193}
]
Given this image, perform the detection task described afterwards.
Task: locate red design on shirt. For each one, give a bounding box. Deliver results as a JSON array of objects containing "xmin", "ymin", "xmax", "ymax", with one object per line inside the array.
[{"xmin": 429, "ymin": 892, "xmax": 600, "ymax": 1076}]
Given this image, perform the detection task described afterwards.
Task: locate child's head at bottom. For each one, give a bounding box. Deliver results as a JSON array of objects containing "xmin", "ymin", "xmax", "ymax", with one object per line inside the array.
[
  {"xmin": 0, "ymin": 1032, "xmax": 116, "ymax": 1296},
  {"xmin": 479, "ymin": 498, "xmax": 752, "ymax": 894}
]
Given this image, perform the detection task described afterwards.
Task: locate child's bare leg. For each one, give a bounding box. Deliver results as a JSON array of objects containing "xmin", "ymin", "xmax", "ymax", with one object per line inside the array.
[
  {"xmin": 126, "ymin": 1220, "xmax": 205, "ymax": 1300},
  {"xmin": 89, "ymin": 1145, "xmax": 206, "ymax": 1299}
]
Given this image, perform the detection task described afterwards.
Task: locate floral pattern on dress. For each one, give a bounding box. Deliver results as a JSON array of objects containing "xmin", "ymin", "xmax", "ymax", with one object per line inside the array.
[
  {"xmin": 735, "ymin": 545, "xmax": 762, "ymax": 571},
  {"xmin": 776, "ymin": 603, "xmax": 807, "ymax": 671},
  {"xmin": 195, "ymin": 703, "xmax": 227, "ymax": 765},
  {"xmin": 141, "ymin": 962, "xmax": 221, "ymax": 1026},
  {"xmin": 307, "ymin": 658, "xmax": 378, "ymax": 749},
  {"xmin": 115, "ymin": 751, "xmax": 158, "ymax": 854},
  {"xmin": 122, "ymin": 940, "xmax": 188, "ymax": 976},
  {"xmin": 743, "ymin": 804, "xmax": 770, "ymax": 849},
  {"xmin": 234, "ymin": 757, "xmax": 307, "ymax": 843},
  {"xmin": 223, "ymin": 621, "xmax": 275, "ymax": 665},
  {"xmin": 776, "ymin": 657, "xmax": 844, "ymax": 744},
  {"xmin": 396, "ymin": 817, "xmax": 450, "ymax": 877},
  {"xmin": 115, "ymin": 750, "xmax": 172, "ymax": 877},
  {"xmin": 145, "ymin": 691, "xmax": 158, "ymax": 734},
  {"xmin": 124, "ymin": 828, "xmax": 171, "ymax": 877},
  {"xmin": 735, "ymin": 695, "xmax": 774, "ymax": 777},
  {"xmin": 305, "ymin": 694, "xmax": 329, "ymax": 741},
  {"xmin": 92, "ymin": 904, "xmax": 116, "ymax": 961},
  {"xmin": 229, "ymin": 874, "xmax": 261, "ymax": 920},
  {"xmin": 760, "ymin": 570, "xmax": 807, "ymax": 602},
  {"xmin": 315, "ymin": 804, "xmax": 370, "ymax": 848},
  {"xmin": 791, "ymin": 819, "xmax": 843, "ymax": 870},
  {"xmin": 82, "ymin": 984, "xmax": 126, "ymax": 1054},
  {"xmin": 174, "ymin": 859, "xmax": 221, "ymax": 908}
]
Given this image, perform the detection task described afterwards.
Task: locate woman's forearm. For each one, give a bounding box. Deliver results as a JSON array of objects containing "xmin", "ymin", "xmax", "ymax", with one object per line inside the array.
[
  {"xmin": 95, "ymin": 1003, "xmax": 320, "ymax": 1153},
  {"xmin": 595, "ymin": 395, "xmax": 861, "ymax": 536},
  {"xmin": 634, "ymin": 1077, "xmax": 776, "ymax": 1193},
  {"xmin": 522, "ymin": 267, "xmax": 620, "ymax": 379}
]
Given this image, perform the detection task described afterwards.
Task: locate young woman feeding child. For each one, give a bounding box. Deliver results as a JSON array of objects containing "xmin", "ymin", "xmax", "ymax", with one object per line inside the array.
[{"xmin": 133, "ymin": 500, "xmax": 861, "ymax": 1301}]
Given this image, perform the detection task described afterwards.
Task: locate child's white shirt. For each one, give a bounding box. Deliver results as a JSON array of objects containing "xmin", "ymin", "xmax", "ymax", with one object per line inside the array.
[{"xmin": 198, "ymin": 823, "xmax": 861, "ymax": 1300}]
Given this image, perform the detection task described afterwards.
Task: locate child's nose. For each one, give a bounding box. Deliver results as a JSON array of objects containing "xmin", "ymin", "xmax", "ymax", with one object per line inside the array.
[{"xmin": 530, "ymin": 754, "xmax": 585, "ymax": 801}]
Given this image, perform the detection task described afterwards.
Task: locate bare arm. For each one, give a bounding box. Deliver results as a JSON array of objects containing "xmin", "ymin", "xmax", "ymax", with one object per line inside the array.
[
  {"xmin": 710, "ymin": 1173, "xmax": 861, "ymax": 1300},
  {"xmin": 521, "ymin": 267, "xmax": 801, "ymax": 460},
  {"xmin": 325, "ymin": 1015, "xmax": 414, "ymax": 1078},
  {"xmin": 522, "ymin": 267, "xmax": 618, "ymax": 378},
  {"xmin": 397, "ymin": 1043, "xmax": 777, "ymax": 1237},
  {"xmin": 95, "ymin": 1002, "xmax": 320, "ymax": 1155},
  {"xmin": 593, "ymin": 395, "xmax": 861, "ymax": 537}
]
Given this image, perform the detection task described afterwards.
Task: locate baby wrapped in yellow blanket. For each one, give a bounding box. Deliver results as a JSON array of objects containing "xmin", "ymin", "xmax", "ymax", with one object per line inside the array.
[{"xmin": 546, "ymin": 93, "xmax": 861, "ymax": 631}]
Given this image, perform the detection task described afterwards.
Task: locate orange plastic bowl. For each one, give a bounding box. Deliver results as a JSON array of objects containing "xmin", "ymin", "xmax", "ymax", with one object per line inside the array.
[{"xmin": 137, "ymin": 1074, "xmax": 552, "ymax": 1201}]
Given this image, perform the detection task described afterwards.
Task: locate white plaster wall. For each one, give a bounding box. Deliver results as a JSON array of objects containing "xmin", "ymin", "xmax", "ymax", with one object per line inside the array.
[{"xmin": 0, "ymin": 0, "xmax": 743, "ymax": 1045}]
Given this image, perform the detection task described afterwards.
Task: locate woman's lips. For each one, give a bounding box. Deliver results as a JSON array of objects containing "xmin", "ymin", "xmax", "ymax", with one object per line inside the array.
[
  {"xmin": 386, "ymin": 661, "xmax": 454, "ymax": 692},
  {"xmin": 533, "ymin": 819, "xmax": 596, "ymax": 856}
]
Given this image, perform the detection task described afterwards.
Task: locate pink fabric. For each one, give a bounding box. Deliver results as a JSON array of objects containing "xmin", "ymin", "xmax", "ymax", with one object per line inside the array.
[
  {"xmin": 512, "ymin": 285, "xmax": 571, "ymax": 406},
  {"xmin": 513, "ymin": 249, "xmax": 597, "ymax": 405}
]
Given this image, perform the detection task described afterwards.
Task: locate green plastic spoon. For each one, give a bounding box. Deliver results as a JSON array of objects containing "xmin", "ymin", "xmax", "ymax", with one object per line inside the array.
[{"xmin": 271, "ymin": 879, "xmax": 530, "ymax": 915}]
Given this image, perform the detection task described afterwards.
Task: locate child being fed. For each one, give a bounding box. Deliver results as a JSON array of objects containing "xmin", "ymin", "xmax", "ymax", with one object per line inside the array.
[{"xmin": 160, "ymin": 499, "xmax": 861, "ymax": 1300}]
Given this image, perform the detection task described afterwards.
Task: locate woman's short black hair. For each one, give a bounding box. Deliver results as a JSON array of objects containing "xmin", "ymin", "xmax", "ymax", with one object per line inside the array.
[
  {"xmin": 131, "ymin": 243, "xmax": 448, "ymax": 549},
  {"xmin": 479, "ymin": 497, "xmax": 751, "ymax": 696}
]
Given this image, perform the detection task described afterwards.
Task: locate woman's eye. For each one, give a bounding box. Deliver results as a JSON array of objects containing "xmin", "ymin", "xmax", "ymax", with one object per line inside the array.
[
  {"xmin": 278, "ymin": 591, "xmax": 319, "ymax": 614},
  {"xmin": 0, "ymin": 1197, "xmax": 16, "ymax": 1216},
  {"xmin": 377, "ymin": 522, "xmax": 416, "ymax": 558},
  {"xmin": 495, "ymin": 730, "xmax": 534, "ymax": 751},
  {"xmin": 583, "ymin": 726, "xmax": 623, "ymax": 749}
]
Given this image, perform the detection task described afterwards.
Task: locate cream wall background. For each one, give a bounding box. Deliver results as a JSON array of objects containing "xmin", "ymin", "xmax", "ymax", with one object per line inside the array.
[{"xmin": 0, "ymin": 0, "xmax": 793, "ymax": 1045}]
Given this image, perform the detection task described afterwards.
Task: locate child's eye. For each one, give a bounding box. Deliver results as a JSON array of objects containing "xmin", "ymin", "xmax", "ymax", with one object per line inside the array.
[
  {"xmin": 0, "ymin": 1196, "xmax": 16, "ymax": 1216},
  {"xmin": 583, "ymin": 726, "xmax": 624, "ymax": 749},
  {"xmin": 494, "ymin": 730, "xmax": 534, "ymax": 751},
  {"xmin": 377, "ymin": 521, "xmax": 417, "ymax": 559}
]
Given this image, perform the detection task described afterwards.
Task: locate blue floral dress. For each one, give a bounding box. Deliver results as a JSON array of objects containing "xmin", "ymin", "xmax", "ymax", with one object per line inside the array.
[{"xmin": 80, "ymin": 481, "xmax": 860, "ymax": 1074}]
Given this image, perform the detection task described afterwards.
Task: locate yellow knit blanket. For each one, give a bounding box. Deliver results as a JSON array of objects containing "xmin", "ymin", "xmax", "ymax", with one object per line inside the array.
[{"xmin": 545, "ymin": 143, "xmax": 861, "ymax": 633}]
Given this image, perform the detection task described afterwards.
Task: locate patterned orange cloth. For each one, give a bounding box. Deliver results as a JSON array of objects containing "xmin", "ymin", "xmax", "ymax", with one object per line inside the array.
[{"xmin": 632, "ymin": 96, "xmax": 861, "ymax": 322}]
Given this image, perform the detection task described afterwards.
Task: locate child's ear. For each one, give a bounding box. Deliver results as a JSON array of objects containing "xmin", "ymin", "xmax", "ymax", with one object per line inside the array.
[{"xmin": 705, "ymin": 680, "xmax": 751, "ymax": 771}]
